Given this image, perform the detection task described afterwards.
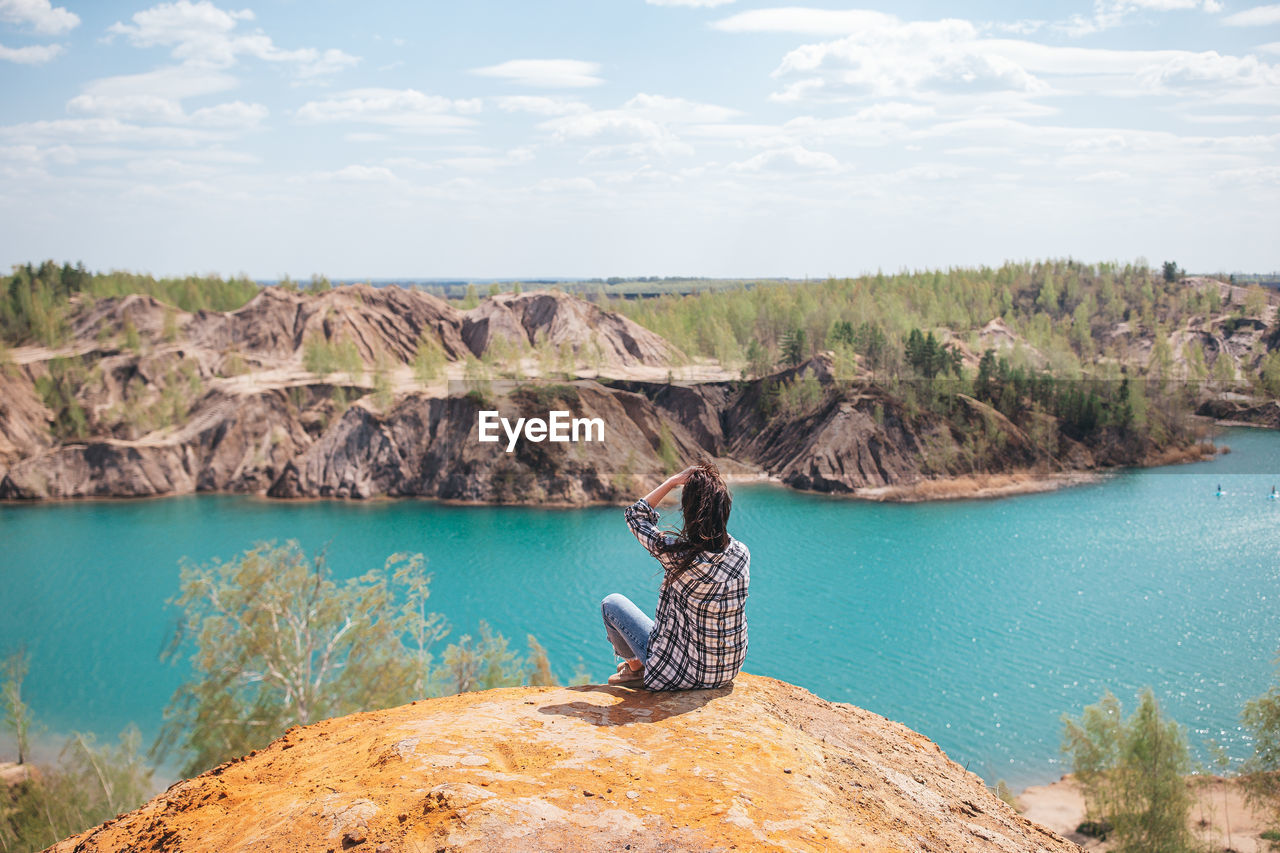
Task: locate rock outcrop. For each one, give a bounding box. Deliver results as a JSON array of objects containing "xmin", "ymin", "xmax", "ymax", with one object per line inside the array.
[
  {"xmin": 461, "ymin": 291, "xmax": 681, "ymax": 367},
  {"xmin": 0, "ymin": 285, "xmax": 1236, "ymax": 504},
  {"xmin": 0, "ymin": 367, "xmax": 52, "ymax": 467},
  {"xmin": 70, "ymin": 285, "xmax": 682, "ymax": 372},
  {"xmin": 268, "ymin": 382, "xmax": 708, "ymax": 502},
  {"xmin": 1197, "ymin": 397, "xmax": 1280, "ymax": 429},
  {"xmin": 48, "ymin": 675, "xmax": 1078, "ymax": 853}
]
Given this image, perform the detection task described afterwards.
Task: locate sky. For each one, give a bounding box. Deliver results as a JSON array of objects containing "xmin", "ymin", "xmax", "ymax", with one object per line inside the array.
[{"xmin": 0, "ymin": 0, "xmax": 1277, "ymax": 279}]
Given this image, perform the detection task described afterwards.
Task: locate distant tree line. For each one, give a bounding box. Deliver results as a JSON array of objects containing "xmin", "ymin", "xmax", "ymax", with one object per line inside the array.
[{"xmin": 1, "ymin": 261, "xmax": 260, "ymax": 347}]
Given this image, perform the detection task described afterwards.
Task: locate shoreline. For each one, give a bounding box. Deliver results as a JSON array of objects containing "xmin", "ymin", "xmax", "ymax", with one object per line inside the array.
[
  {"xmin": 854, "ymin": 469, "xmax": 1105, "ymax": 502},
  {"xmin": 0, "ymin": 441, "xmax": 1234, "ymax": 508},
  {"xmin": 1018, "ymin": 774, "xmax": 1270, "ymax": 851}
]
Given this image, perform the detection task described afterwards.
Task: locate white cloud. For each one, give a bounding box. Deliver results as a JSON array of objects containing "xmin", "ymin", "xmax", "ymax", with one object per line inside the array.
[
  {"xmin": 108, "ymin": 1, "xmax": 254, "ymax": 65},
  {"xmin": 1137, "ymin": 51, "xmax": 1280, "ymax": 98},
  {"xmin": 646, "ymin": 0, "xmax": 736, "ymax": 6},
  {"xmin": 294, "ymin": 48, "xmax": 360, "ymax": 79},
  {"xmin": 0, "ymin": 0, "xmax": 78, "ymax": 35},
  {"xmin": 296, "ymin": 88, "xmax": 482, "ymax": 133},
  {"xmin": 62, "ymin": 65, "xmax": 266, "ymax": 131},
  {"xmin": 1113, "ymin": 0, "xmax": 1219, "ymax": 10},
  {"xmin": 722, "ymin": 9, "xmax": 1277, "ymax": 108},
  {"xmin": 439, "ymin": 147, "xmax": 536, "ymax": 173},
  {"xmin": 1223, "ymin": 4, "xmax": 1280, "ymax": 25},
  {"xmin": 539, "ymin": 93, "xmax": 738, "ymax": 160},
  {"xmin": 0, "ymin": 117, "xmax": 222, "ymax": 146},
  {"xmin": 532, "ymin": 176, "xmax": 598, "ymax": 193},
  {"xmin": 542, "ymin": 94, "xmax": 738, "ymax": 137},
  {"xmin": 1062, "ymin": 0, "xmax": 1222, "ymax": 35},
  {"xmin": 713, "ymin": 8, "xmax": 895, "ymax": 35},
  {"xmin": 1214, "ymin": 164, "xmax": 1280, "ymax": 184},
  {"xmin": 188, "ymin": 100, "xmax": 267, "ymax": 128},
  {"xmin": 0, "ymin": 40, "xmax": 60, "ymax": 63},
  {"xmin": 494, "ymin": 95, "xmax": 590, "ymax": 116},
  {"xmin": 1076, "ymin": 169, "xmax": 1132, "ymax": 182},
  {"xmin": 472, "ymin": 59, "xmax": 603, "ymax": 88},
  {"xmin": 624, "ymin": 93, "xmax": 740, "ymax": 123},
  {"xmin": 772, "ymin": 19, "xmax": 1048, "ymax": 100},
  {"xmin": 728, "ymin": 145, "xmax": 842, "ymax": 173},
  {"xmin": 67, "ymin": 65, "xmax": 239, "ymax": 122},
  {"xmin": 769, "ymin": 77, "xmax": 826, "ymax": 103},
  {"xmin": 328, "ymin": 164, "xmax": 399, "ymax": 183},
  {"xmin": 108, "ymin": 0, "xmax": 358, "ymax": 78}
]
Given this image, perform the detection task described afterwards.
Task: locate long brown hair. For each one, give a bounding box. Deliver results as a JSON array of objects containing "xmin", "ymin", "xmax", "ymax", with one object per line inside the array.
[{"xmin": 659, "ymin": 462, "xmax": 732, "ymax": 579}]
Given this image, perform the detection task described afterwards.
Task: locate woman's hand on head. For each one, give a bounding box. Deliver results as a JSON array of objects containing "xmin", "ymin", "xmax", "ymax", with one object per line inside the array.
[{"xmin": 669, "ymin": 466, "xmax": 699, "ymax": 487}]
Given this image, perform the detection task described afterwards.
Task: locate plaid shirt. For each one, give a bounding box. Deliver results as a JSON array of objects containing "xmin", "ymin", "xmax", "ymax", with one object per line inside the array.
[{"xmin": 624, "ymin": 498, "xmax": 749, "ymax": 690}]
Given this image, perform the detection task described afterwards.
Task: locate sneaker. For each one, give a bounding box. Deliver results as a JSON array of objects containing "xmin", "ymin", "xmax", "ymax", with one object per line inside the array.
[{"xmin": 608, "ymin": 665, "xmax": 644, "ymax": 685}]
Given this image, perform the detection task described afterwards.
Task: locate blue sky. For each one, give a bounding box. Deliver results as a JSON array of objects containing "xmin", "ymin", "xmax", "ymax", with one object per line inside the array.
[{"xmin": 1, "ymin": 0, "xmax": 1277, "ymax": 279}]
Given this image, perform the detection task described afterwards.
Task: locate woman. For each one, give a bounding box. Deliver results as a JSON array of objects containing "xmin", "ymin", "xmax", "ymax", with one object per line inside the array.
[{"xmin": 601, "ymin": 462, "xmax": 750, "ymax": 690}]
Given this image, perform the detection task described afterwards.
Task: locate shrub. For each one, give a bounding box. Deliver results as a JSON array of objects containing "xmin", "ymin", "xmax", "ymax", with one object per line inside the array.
[
  {"xmin": 1061, "ymin": 688, "xmax": 1194, "ymax": 853},
  {"xmin": 656, "ymin": 423, "xmax": 680, "ymax": 474},
  {"xmin": 303, "ymin": 334, "xmax": 363, "ymax": 380},
  {"xmin": 412, "ymin": 334, "xmax": 446, "ymax": 384},
  {"xmin": 1242, "ymin": 657, "xmax": 1280, "ymax": 832},
  {"xmin": 34, "ymin": 357, "xmax": 89, "ymax": 440},
  {"xmin": 155, "ymin": 542, "xmax": 551, "ymax": 777},
  {"xmin": 0, "ymin": 728, "xmax": 153, "ymax": 852}
]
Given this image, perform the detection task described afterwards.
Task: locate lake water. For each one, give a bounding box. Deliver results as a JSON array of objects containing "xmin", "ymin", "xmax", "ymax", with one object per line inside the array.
[{"xmin": 2, "ymin": 427, "xmax": 1278, "ymax": 790}]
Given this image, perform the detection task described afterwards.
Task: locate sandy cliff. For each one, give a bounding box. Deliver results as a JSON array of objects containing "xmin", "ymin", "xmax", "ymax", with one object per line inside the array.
[
  {"xmin": 48, "ymin": 675, "xmax": 1079, "ymax": 853},
  {"xmin": 0, "ymin": 287, "xmax": 1227, "ymax": 503}
]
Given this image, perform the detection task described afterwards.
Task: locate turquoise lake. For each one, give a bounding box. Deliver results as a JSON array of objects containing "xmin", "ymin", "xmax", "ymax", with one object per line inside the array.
[{"xmin": 2, "ymin": 427, "xmax": 1279, "ymax": 790}]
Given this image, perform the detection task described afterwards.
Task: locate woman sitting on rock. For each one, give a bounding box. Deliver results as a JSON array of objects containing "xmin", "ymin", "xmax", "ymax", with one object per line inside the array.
[{"xmin": 602, "ymin": 462, "xmax": 750, "ymax": 689}]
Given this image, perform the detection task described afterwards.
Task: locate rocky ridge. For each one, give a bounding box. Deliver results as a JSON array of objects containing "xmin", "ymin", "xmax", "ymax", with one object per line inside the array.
[
  {"xmin": 47, "ymin": 675, "xmax": 1080, "ymax": 853},
  {"xmin": 0, "ymin": 285, "xmax": 1244, "ymax": 503}
]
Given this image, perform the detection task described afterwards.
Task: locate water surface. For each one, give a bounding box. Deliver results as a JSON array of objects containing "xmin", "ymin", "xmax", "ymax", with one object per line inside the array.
[{"xmin": 2, "ymin": 427, "xmax": 1278, "ymax": 789}]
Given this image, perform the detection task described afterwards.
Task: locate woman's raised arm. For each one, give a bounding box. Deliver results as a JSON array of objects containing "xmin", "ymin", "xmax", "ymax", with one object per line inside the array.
[{"xmin": 642, "ymin": 466, "xmax": 697, "ymax": 508}]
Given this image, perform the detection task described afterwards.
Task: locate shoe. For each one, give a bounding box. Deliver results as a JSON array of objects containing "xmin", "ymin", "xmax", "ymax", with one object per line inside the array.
[{"xmin": 608, "ymin": 665, "xmax": 644, "ymax": 685}]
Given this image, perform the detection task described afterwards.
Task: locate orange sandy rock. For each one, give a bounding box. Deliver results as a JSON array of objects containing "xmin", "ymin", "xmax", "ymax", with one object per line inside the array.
[{"xmin": 48, "ymin": 674, "xmax": 1080, "ymax": 853}]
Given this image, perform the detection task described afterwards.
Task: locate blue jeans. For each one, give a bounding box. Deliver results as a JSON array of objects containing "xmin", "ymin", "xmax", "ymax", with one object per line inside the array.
[{"xmin": 601, "ymin": 593, "xmax": 654, "ymax": 664}]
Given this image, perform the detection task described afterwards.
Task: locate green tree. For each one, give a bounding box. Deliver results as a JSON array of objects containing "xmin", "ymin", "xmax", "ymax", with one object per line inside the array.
[
  {"xmin": 0, "ymin": 727, "xmax": 153, "ymax": 852},
  {"xmin": 743, "ymin": 339, "xmax": 772, "ymax": 378},
  {"xmin": 1061, "ymin": 688, "xmax": 1194, "ymax": 852},
  {"xmin": 781, "ymin": 328, "xmax": 807, "ymax": 367},
  {"xmin": 1260, "ymin": 351, "xmax": 1280, "ymax": 397},
  {"xmin": 412, "ymin": 333, "xmax": 446, "ymax": 384},
  {"xmin": 303, "ymin": 335, "xmax": 363, "ymax": 381},
  {"xmin": 1162, "ymin": 261, "xmax": 1182, "ymax": 283},
  {"xmin": 1036, "ymin": 272, "xmax": 1060, "ymax": 314},
  {"xmin": 373, "ymin": 355, "xmax": 395, "ymax": 410},
  {"xmin": 461, "ymin": 283, "xmax": 479, "ymax": 309},
  {"xmin": 1245, "ymin": 284, "xmax": 1270, "ymax": 320},
  {"xmin": 155, "ymin": 542, "xmax": 552, "ymax": 778},
  {"xmin": 829, "ymin": 319, "xmax": 856, "ymax": 347},
  {"xmin": 156, "ymin": 543, "xmax": 451, "ymax": 776},
  {"xmin": 34, "ymin": 358, "xmax": 89, "ymax": 440},
  {"xmin": 656, "ymin": 423, "xmax": 681, "ymax": 474},
  {"xmin": 1242, "ymin": 656, "xmax": 1280, "ymax": 831},
  {"xmin": 905, "ymin": 329, "xmax": 961, "ymax": 380},
  {"xmin": 440, "ymin": 622, "xmax": 525, "ymax": 693},
  {"xmin": 975, "ymin": 349, "xmax": 999, "ymax": 402},
  {"xmin": 2, "ymin": 648, "xmax": 32, "ymax": 765}
]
